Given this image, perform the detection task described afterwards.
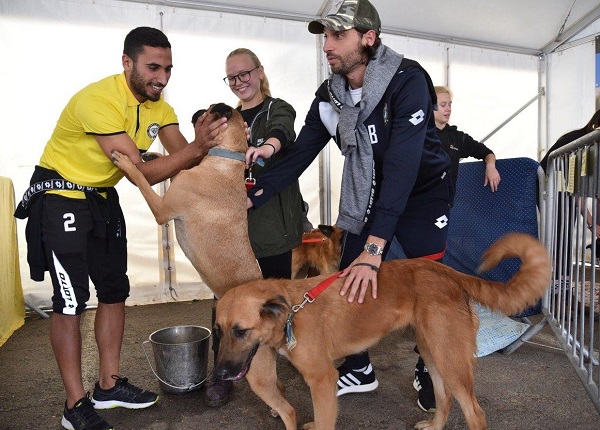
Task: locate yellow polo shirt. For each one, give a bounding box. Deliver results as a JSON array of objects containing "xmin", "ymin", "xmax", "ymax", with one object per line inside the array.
[{"xmin": 39, "ymin": 73, "xmax": 178, "ymax": 197}]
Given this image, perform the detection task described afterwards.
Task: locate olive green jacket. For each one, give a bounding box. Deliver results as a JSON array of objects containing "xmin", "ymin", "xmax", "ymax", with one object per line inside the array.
[{"xmin": 244, "ymin": 97, "xmax": 303, "ymax": 258}]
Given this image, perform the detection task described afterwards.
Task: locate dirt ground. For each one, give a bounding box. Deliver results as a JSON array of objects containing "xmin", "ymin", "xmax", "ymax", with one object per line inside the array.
[{"xmin": 1, "ymin": 299, "xmax": 599, "ymax": 430}]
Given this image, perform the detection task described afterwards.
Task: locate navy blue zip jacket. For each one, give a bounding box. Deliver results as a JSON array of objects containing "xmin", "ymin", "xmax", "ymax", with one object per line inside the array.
[{"xmin": 248, "ymin": 58, "xmax": 451, "ymax": 242}]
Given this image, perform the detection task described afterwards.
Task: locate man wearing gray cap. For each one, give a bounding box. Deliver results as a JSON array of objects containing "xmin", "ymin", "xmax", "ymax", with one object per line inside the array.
[{"xmin": 246, "ymin": 0, "xmax": 450, "ymax": 414}]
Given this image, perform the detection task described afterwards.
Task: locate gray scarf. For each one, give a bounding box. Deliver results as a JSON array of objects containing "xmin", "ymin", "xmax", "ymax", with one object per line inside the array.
[{"xmin": 329, "ymin": 44, "xmax": 403, "ymax": 235}]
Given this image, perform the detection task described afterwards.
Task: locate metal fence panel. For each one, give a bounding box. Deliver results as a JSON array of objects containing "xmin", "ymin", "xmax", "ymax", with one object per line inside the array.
[{"xmin": 544, "ymin": 129, "xmax": 600, "ymax": 413}]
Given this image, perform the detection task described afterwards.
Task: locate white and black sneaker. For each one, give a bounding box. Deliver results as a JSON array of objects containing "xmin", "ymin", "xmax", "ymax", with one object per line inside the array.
[
  {"xmin": 413, "ymin": 357, "xmax": 436, "ymax": 413},
  {"xmin": 62, "ymin": 394, "xmax": 113, "ymax": 430},
  {"xmin": 336, "ymin": 363, "xmax": 379, "ymax": 396},
  {"xmin": 91, "ymin": 375, "xmax": 158, "ymax": 410}
]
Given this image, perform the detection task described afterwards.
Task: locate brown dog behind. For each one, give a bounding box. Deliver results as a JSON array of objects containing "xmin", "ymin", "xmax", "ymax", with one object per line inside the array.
[
  {"xmin": 214, "ymin": 233, "xmax": 551, "ymax": 430},
  {"xmin": 291, "ymin": 224, "xmax": 343, "ymax": 279}
]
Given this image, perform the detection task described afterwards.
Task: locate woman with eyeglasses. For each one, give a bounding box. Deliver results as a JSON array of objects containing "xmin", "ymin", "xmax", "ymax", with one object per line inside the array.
[{"xmin": 203, "ymin": 48, "xmax": 305, "ymax": 408}]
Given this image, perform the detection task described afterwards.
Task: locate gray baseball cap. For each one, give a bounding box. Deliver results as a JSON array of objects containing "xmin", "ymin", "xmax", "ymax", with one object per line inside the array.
[{"xmin": 308, "ymin": 0, "xmax": 381, "ymax": 35}]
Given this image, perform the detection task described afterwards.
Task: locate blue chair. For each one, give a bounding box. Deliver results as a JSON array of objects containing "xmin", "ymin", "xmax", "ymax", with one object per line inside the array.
[{"xmin": 445, "ymin": 157, "xmax": 545, "ymax": 354}]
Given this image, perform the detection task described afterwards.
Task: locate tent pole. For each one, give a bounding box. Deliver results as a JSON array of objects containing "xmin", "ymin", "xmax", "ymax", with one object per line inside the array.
[
  {"xmin": 537, "ymin": 54, "xmax": 547, "ymax": 162},
  {"xmin": 315, "ymin": 33, "xmax": 332, "ymax": 225}
]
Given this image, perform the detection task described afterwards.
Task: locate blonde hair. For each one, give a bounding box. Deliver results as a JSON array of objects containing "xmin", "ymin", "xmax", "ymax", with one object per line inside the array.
[
  {"xmin": 434, "ymin": 85, "xmax": 452, "ymax": 99},
  {"xmin": 226, "ymin": 48, "xmax": 271, "ymax": 102}
]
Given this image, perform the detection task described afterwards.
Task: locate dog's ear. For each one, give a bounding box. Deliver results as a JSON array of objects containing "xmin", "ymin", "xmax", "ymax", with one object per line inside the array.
[
  {"xmin": 260, "ymin": 295, "xmax": 289, "ymax": 320},
  {"xmin": 318, "ymin": 224, "xmax": 335, "ymax": 237},
  {"xmin": 191, "ymin": 108, "xmax": 207, "ymax": 126},
  {"xmin": 209, "ymin": 103, "xmax": 233, "ymax": 120}
]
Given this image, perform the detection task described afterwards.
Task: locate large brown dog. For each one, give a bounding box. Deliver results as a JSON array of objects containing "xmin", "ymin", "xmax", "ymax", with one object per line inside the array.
[
  {"xmin": 112, "ymin": 103, "xmax": 294, "ymax": 414},
  {"xmin": 291, "ymin": 225, "xmax": 344, "ymax": 279},
  {"xmin": 214, "ymin": 233, "xmax": 551, "ymax": 430},
  {"xmin": 111, "ymin": 103, "xmax": 262, "ymax": 298}
]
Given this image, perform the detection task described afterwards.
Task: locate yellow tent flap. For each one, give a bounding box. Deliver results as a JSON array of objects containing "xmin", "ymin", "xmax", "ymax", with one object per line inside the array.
[{"xmin": 0, "ymin": 177, "xmax": 25, "ymax": 347}]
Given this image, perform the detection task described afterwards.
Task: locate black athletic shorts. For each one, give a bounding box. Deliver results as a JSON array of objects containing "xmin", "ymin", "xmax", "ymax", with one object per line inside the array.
[
  {"xmin": 339, "ymin": 179, "xmax": 450, "ymax": 269},
  {"xmin": 42, "ymin": 194, "xmax": 130, "ymax": 315}
]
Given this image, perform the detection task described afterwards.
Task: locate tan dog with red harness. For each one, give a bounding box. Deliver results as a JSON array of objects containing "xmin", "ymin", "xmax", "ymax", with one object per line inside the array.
[{"xmin": 213, "ymin": 233, "xmax": 550, "ymax": 430}]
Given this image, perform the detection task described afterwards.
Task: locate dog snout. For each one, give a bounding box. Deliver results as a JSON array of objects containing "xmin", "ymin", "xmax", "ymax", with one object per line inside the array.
[{"xmin": 213, "ymin": 359, "xmax": 243, "ymax": 381}]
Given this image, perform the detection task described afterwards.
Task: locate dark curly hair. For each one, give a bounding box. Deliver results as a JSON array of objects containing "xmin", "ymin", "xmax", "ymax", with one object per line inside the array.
[
  {"xmin": 123, "ymin": 27, "xmax": 171, "ymax": 61},
  {"xmin": 355, "ymin": 27, "xmax": 382, "ymax": 61}
]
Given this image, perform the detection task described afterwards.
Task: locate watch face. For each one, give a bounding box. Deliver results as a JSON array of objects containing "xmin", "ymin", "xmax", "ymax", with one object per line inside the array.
[{"xmin": 365, "ymin": 243, "xmax": 382, "ymax": 255}]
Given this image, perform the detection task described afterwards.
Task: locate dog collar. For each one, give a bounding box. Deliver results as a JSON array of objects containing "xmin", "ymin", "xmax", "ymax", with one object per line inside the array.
[
  {"xmin": 301, "ymin": 237, "xmax": 327, "ymax": 244},
  {"xmin": 208, "ymin": 148, "xmax": 266, "ymax": 166},
  {"xmin": 207, "ymin": 147, "xmax": 246, "ymax": 162}
]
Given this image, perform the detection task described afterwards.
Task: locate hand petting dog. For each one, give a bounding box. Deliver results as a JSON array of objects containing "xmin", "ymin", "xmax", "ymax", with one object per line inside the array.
[{"xmin": 340, "ymin": 235, "xmax": 385, "ymax": 303}]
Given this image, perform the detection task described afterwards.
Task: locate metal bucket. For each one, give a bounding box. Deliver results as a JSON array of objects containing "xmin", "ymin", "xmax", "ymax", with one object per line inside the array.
[{"xmin": 142, "ymin": 325, "xmax": 211, "ymax": 394}]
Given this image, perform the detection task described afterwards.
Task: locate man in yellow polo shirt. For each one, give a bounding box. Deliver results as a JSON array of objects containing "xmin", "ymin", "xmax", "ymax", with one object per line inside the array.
[{"xmin": 14, "ymin": 27, "xmax": 226, "ymax": 430}]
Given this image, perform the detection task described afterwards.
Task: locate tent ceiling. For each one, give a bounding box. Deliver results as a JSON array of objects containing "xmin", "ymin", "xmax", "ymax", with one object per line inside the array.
[{"xmin": 129, "ymin": 0, "xmax": 600, "ymax": 56}]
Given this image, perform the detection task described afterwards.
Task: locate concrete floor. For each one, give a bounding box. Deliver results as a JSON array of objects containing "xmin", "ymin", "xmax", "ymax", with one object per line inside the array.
[{"xmin": 1, "ymin": 299, "xmax": 599, "ymax": 430}]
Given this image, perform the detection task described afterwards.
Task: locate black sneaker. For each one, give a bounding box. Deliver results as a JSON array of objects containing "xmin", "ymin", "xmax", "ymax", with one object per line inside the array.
[
  {"xmin": 62, "ymin": 394, "xmax": 113, "ymax": 430},
  {"xmin": 413, "ymin": 357, "xmax": 436, "ymax": 413},
  {"xmin": 91, "ymin": 375, "xmax": 159, "ymax": 410},
  {"xmin": 336, "ymin": 363, "xmax": 379, "ymax": 396}
]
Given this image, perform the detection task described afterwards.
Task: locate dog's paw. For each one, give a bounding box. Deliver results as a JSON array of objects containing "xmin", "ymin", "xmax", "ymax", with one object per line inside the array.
[
  {"xmin": 414, "ymin": 419, "xmax": 436, "ymax": 430},
  {"xmin": 301, "ymin": 422, "xmax": 315, "ymax": 430}
]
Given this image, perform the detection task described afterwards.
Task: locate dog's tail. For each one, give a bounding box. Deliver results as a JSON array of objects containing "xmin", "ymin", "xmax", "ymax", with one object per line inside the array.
[{"xmin": 465, "ymin": 233, "xmax": 551, "ymax": 316}]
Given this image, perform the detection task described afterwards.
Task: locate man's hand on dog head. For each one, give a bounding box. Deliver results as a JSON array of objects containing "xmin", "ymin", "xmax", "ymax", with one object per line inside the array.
[{"xmin": 192, "ymin": 110, "xmax": 228, "ymax": 152}]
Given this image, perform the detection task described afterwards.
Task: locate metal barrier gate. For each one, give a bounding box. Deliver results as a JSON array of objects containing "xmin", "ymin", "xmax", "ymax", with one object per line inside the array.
[{"xmin": 544, "ymin": 128, "xmax": 600, "ymax": 413}]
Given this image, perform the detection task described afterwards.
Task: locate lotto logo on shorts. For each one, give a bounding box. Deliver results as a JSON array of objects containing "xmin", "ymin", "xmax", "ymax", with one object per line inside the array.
[
  {"xmin": 53, "ymin": 251, "xmax": 77, "ymax": 315},
  {"xmin": 435, "ymin": 215, "xmax": 448, "ymax": 229}
]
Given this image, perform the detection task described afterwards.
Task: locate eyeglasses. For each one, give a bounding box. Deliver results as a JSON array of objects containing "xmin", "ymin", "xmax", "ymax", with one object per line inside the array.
[{"xmin": 223, "ymin": 66, "xmax": 259, "ymax": 86}]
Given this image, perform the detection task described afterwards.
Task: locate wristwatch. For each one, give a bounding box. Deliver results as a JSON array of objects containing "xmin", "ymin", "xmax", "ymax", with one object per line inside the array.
[{"xmin": 364, "ymin": 242, "xmax": 384, "ymax": 256}]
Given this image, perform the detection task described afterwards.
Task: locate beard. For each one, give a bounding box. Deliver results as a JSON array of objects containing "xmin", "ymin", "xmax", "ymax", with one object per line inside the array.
[
  {"xmin": 329, "ymin": 42, "xmax": 369, "ymax": 75},
  {"xmin": 130, "ymin": 63, "xmax": 162, "ymax": 102}
]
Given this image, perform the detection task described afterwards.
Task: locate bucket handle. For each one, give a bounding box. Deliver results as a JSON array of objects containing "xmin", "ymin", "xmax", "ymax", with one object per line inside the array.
[{"xmin": 142, "ymin": 340, "xmax": 207, "ymax": 391}]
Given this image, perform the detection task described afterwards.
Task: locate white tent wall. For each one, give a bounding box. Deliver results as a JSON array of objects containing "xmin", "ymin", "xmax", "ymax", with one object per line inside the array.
[
  {"xmin": 3, "ymin": 0, "xmax": 594, "ymax": 310},
  {"xmin": 546, "ymin": 41, "xmax": 596, "ymax": 154},
  {"xmin": 447, "ymin": 47, "xmax": 540, "ymax": 160},
  {"xmin": 544, "ymin": 19, "xmax": 600, "ymax": 155}
]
